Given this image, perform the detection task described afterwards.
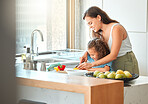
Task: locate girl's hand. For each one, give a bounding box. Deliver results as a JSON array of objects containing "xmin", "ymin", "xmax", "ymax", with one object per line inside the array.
[
  {"xmin": 77, "ymin": 62, "xmax": 93, "ymax": 70},
  {"xmin": 79, "ymin": 51, "xmax": 88, "ymax": 64}
]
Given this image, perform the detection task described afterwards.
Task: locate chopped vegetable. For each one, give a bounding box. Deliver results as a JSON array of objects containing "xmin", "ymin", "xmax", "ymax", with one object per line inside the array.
[
  {"xmin": 73, "ymin": 67, "xmax": 79, "ymax": 70},
  {"xmin": 57, "ymin": 65, "xmax": 66, "ymax": 71},
  {"xmin": 54, "ymin": 67, "xmax": 60, "ymax": 72}
]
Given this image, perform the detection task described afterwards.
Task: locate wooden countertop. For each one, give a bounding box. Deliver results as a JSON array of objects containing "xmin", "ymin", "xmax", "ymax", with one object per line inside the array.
[{"xmin": 16, "ymin": 63, "xmax": 124, "ymax": 104}]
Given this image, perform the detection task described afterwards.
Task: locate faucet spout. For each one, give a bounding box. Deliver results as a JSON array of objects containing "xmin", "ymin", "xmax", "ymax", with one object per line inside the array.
[{"xmin": 31, "ymin": 29, "xmax": 44, "ymax": 54}]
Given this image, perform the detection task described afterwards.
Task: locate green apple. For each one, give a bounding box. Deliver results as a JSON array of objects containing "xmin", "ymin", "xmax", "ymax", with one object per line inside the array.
[
  {"xmin": 121, "ymin": 74, "xmax": 126, "ymax": 78},
  {"xmin": 115, "ymin": 74, "xmax": 123, "ymax": 79},
  {"xmin": 104, "ymin": 71, "xmax": 110, "ymax": 76},
  {"xmin": 107, "ymin": 73, "xmax": 115, "ymax": 79},
  {"xmin": 98, "ymin": 74, "xmax": 107, "ymax": 78},
  {"xmin": 110, "ymin": 71, "xmax": 116, "ymax": 74},
  {"xmin": 93, "ymin": 70, "xmax": 100, "ymax": 77},
  {"xmin": 96, "ymin": 72, "xmax": 104, "ymax": 77}
]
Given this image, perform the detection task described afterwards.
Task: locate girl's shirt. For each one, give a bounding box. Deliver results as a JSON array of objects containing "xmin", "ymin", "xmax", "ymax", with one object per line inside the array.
[{"xmin": 87, "ymin": 54, "xmax": 112, "ymax": 71}]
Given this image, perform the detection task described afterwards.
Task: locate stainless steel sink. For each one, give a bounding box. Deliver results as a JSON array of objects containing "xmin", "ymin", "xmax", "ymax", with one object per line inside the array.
[
  {"xmin": 33, "ymin": 58, "xmax": 68, "ymax": 63},
  {"xmin": 15, "ymin": 52, "xmax": 80, "ymax": 71},
  {"xmin": 34, "ymin": 57, "xmax": 79, "ymax": 68}
]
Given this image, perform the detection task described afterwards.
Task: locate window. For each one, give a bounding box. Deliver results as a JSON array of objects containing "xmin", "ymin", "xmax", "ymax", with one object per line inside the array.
[
  {"xmin": 75, "ymin": 0, "xmax": 102, "ymax": 50},
  {"xmin": 16, "ymin": 0, "xmax": 67, "ymax": 54}
]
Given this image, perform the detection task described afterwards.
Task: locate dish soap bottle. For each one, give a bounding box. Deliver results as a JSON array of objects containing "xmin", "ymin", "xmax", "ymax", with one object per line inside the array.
[
  {"xmin": 26, "ymin": 47, "xmax": 31, "ymax": 62},
  {"xmin": 21, "ymin": 46, "xmax": 27, "ymax": 61},
  {"xmin": 24, "ymin": 47, "xmax": 32, "ymax": 69}
]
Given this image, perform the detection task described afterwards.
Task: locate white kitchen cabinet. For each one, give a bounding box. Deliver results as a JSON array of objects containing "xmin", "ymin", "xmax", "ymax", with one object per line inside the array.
[
  {"xmin": 18, "ymin": 85, "xmax": 84, "ymax": 104},
  {"xmin": 124, "ymin": 76, "xmax": 148, "ymax": 104},
  {"xmin": 128, "ymin": 32, "xmax": 147, "ymax": 76},
  {"xmin": 103, "ymin": 0, "xmax": 147, "ymax": 32}
]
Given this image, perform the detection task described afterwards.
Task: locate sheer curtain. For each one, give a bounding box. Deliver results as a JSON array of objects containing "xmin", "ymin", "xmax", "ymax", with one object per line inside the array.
[{"xmin": 75, "ymin": 0, "xmax": 103, "ymax": 50}]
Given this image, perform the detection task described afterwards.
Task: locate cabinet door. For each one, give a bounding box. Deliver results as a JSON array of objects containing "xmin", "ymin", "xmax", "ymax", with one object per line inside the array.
[{"xmin": 103, "ymin": 0, "xmax": 147, "ymax": 32}]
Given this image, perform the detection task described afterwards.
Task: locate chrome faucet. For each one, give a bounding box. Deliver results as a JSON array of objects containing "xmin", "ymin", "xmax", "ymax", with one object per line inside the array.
[{"xmin": 31, "ymin": 29, "xmax": 44, "ymax": 55}]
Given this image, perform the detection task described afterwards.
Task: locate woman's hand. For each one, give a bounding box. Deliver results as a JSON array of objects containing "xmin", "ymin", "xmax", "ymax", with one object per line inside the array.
[
  {"xmin": 79, "ymin": 51, "xmax": 88, "ymax": 64},
  {"xmin": 77, "ymin": 62, "xmax": 93, "ymax": 70},
  {"xmin": 79, "ymin": 57, "xmax": 87, "ymax": 64}
]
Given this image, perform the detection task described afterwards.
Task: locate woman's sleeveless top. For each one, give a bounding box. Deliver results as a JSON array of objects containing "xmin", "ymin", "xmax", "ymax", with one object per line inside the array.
[{"xmin": 108, "ymin": 23, "xmax": 132, "ymax": 57}]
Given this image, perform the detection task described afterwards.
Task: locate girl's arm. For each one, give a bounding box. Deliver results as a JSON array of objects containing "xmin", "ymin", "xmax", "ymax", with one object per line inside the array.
[{"xmin": 87, "ymin": 65, "xmax": 110, "ymax": 72}]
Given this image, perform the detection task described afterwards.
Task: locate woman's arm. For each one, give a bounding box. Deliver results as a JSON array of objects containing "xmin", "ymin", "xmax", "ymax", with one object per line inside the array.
[
  {"xmin": 78, "ymin": 25, "xmax": 125, "ymax": 69},
  {"xmin": 87, "ymin": 65, "xmax": 110, "ymax": 72},
  {"xmin": 92, "ymin": 25, "xmax": 125, "ymax": 66}
]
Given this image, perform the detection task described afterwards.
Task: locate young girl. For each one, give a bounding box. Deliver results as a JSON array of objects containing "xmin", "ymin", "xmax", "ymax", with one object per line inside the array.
[{"xmin": 87, "ymin": 38, "xmax": 112, "ymax": 72}]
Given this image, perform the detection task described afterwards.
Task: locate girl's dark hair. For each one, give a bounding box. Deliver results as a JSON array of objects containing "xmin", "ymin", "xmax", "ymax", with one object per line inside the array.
[
  {"xmin": 88, "ymin": 38, "xmax": 110, "ymax": 60},
  {"xmin": 83, "ymin": 6, "xmax": 119, "ymax": 39}
]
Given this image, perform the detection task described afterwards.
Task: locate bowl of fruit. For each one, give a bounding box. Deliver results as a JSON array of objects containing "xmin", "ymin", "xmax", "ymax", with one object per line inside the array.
[{"xmin": 85, "ymin": 69, "xmax": 139, "ymax": 83}]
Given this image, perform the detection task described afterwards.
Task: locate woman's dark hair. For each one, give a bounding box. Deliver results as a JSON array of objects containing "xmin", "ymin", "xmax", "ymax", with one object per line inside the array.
[
  {"xmin": 83, "ymin": 6, "xmax": 119, "ymax": 39},
  {"xmin": 88, "ymin": 38, "xmax": 110, "ymax": 60},
  {"xmin": 83, "ymin": 6, "xmax": 118, "ymax": 24}
]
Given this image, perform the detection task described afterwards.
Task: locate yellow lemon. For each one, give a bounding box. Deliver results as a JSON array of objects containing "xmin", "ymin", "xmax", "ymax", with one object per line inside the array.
[
  {"xmin": 54, "ymin": 67, "xmax": 59, "ymax": 72},
  {"xmin": 116, "ymin": 69, "xmax": 124, "ymax": 74},
  {"xmin": 73, "ymin": 67, "xmax": 79, "ymax": 70},
  {"xmin": 124, "ymin": 72, "xmax": 132, "ymax": 78}
]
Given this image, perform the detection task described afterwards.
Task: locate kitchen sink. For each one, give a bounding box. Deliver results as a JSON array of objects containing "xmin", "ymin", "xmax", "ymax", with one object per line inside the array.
[
  {"xmin": 33, "ymin": 57, "xmax": 79, "ymax": 68},
  {"xmin": 15, "ymin": 51, "xmax": 81, "ymax": 70},
  {"xmin": 33, "ymin": 58, "xmax": 68, "ymax": 63}
]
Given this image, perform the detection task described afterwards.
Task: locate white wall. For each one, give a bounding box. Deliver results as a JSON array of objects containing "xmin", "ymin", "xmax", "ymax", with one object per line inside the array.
[
  {"xmin": 103, "ymin": 0, "xmax": 148, "ymax": 76},
  {"xmin": 128, "ymin": 33, "xmax": 147, "ymax": 76},
  {"xmin": 103, "ymin": 0, "xmax": 147, "ymax": 32}
]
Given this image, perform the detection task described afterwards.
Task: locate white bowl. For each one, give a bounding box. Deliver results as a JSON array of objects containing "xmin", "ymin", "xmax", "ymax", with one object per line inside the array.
[{"xmin": 66, "ymin": 69, "xmax": 88, "ymax": 76}]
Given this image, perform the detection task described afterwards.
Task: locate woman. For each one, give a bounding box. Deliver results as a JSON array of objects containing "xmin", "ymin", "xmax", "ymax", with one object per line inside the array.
[{"xmin": 77, "ymin": 6, "xmax": 139, "ymax": 74}]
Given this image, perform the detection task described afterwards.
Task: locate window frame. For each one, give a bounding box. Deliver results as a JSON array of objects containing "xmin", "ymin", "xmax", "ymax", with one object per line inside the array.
[{"xmin": 67, "ymin": 0, "xmax": 75, "ymax": 49}]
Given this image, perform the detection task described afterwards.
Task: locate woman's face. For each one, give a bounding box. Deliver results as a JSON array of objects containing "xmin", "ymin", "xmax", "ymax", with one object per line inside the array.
[
  {"xmin": 85, "ymin": 15, "xmax": 101, "ymax": 32},
  {"xmin": 88, "ymin": 47, "xmax": 99, "ymax": 61}
]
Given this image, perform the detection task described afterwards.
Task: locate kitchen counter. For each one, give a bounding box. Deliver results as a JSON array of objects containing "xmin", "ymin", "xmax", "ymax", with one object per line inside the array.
[
  {"xmin": 124, "ymin": 76, "xmax": 148, "ymax": 104},
  {"xmin": 16, "ymin": 63, "xmax": 124, "ymax": 104},
  {"xmin": 16, "ymin": 62, "xmax": 148, "ymax": 104}
]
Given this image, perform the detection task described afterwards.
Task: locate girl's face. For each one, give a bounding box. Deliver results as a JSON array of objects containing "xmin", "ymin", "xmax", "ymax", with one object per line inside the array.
[
  {"xmin": 85, "ymin": 15, "xmax": 101, "ymax": 32},
  {"xmin": 88, "ymin": 47, "xmax": 99, "ymax": 61}
]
